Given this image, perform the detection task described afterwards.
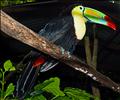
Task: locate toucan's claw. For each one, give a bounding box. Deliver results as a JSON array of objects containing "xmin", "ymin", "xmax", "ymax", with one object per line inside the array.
[{"xmin": 60, "ymin": 47, "xmax": 65, "ymax": 55}]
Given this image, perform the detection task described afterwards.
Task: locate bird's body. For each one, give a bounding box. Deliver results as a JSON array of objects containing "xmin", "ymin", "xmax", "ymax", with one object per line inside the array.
[
  {"xmin": 38, "ymin": 16, "xmax": 78, "ymax": 52},
  {"xmin": 15, "ymin": 5, "xmax": 116, "ymax": 99},
  {"xmin": 38, "ymin": 16, "xmax": 79, "ymax": 72},
  {"xmin": 15, "ymin": 16, "xmax": 79, "ymax": 99}
]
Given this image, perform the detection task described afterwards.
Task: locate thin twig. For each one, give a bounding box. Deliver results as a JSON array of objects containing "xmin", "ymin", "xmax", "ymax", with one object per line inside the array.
[{"xmin": 91, "ymin": 24, "xmax": 101, "ymax": 99}]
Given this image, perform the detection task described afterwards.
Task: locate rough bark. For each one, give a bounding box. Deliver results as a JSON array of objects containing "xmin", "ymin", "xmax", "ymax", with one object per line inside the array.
[{"xmin": 0, "ymin": 10, "xmax": 120, "ymax": 93}]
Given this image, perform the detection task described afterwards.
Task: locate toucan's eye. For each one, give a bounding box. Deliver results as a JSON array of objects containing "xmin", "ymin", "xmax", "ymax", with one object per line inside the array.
[
  {"xmin": 80, "ymin": 7, "xmax": 82, "ymax": 10},
  {"xmin": 79, "ymin": 6, "xmax": 84, "ymax": 11}
]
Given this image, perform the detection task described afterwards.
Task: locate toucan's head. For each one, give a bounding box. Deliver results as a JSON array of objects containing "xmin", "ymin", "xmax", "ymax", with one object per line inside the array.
[
  {"xmin": 71, "ymin": 5, "xmax": 116, "ymax": 40},
  {"xmin": 72, "ymin": 5, "xmax": 116, "ymax": 30}
]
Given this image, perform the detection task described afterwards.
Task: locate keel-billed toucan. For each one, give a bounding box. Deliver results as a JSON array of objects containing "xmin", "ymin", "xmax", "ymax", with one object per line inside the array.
[{"xmin": 15, "ymin": 5, "xmax": 116, "ymax": 99}]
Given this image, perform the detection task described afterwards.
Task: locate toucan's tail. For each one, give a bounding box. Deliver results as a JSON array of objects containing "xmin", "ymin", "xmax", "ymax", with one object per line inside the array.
[{"xmin": 15, "ymin": 51, "xmax": 58, "ymax": 99}]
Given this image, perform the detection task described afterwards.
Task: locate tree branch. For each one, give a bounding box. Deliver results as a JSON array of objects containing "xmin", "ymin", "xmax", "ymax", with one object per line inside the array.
[{"xmin": 1, "ymin": 10, "xmax": 120, "ymax": 93}]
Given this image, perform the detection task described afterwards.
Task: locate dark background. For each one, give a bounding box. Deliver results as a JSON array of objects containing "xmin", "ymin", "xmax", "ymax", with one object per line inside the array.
[{"xmin": 1, "ymin": 1, "xmax": 120, "ymax": 99}]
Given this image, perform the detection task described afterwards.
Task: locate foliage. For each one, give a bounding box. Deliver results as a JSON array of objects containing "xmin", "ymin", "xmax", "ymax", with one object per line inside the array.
[
  {"xmin": 63, "ymin": 87, "xmax": 99, "ymax": 100},
  {"xmin": 25, "ymin": 77, "xmax": 99, "ymax": 100},
  {"xmin": 34, "ymin": 77, "xmax": 65, "ymax": 97},
  {"xmin": 0, "ymin": 60, "xmax": 16, "ymax": 100},
  {"xmin": 1, "ymin": 0, "xmax": 35, "ymax": 7}
]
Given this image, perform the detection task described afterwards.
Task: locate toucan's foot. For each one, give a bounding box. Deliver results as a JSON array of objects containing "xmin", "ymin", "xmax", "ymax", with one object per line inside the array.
[
  {"xmin": 60, "ymin": 47, "xmax": 65, "ymax": 55},
  {"xmin": 67, "ymin": 51, "xmax": 71, "ymax": 58}
]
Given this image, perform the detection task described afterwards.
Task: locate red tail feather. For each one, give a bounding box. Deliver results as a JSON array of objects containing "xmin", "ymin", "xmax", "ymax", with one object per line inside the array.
[{"xmin": 33, "ymin": 57, "xmax": 45, "ymax": 68}]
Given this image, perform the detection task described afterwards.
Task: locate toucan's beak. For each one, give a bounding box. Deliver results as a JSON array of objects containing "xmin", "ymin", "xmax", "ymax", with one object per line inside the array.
[{"xmin": 84, "ymin": 7, "xmax": 116, "ymax": 30}]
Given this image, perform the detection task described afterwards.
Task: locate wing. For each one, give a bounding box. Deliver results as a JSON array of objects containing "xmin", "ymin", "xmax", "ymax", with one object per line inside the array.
[{"xmin": 38, "ymin": 16, "xmax": 78, "ymax": 53}]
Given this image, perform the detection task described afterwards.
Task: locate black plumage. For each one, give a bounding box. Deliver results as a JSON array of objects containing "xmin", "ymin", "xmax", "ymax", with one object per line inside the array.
[
  {"xmin": 38, "ymin": 16, "xmax": 78, "ymax": 52},
  {"xmin": 15, "ymin": 8, "xmax": 79, "ymax": 99}
]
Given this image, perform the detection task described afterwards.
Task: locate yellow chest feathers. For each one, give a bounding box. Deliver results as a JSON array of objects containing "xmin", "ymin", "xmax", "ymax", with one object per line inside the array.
[{"xmin": 72, "ymin": 15, "xmax": 86, "ymax": 40}]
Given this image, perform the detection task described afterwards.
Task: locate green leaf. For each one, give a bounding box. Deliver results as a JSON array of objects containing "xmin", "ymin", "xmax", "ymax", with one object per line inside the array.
[
  {"xmin": 0, "ymin": 71, "xmax": 2, "ymax": 79},
  {"xmin": 3, "ymin": 60, "xmax": 15, "ymax": 72},
  {"xmin": 9, "ymin": 66, "xmax": 15, "ymax": 71},
  {"xmin": 31, "ymin": 94, "xmax": 46, "ymax": 100},
  {"xmin": 64, "ymin": 87, "xmax": 95, "ymax": 100},
  {"xmin": 30, "ymin": 90, "xmax": 43, "ymax": 96},
  {"xmin": 4, "ymin": 60, "xmax": 12, "ymax": 71},
  {"xmin": 34, "ymin": 77, "xmax": 65, "ymax": 97},
  {"xmin": 53, "ymin": 96, "xmax": 71, "ymax": 100},
  {"xmin": 4, "ymin": 83, "xmax": 15, "ymax": 98},
  {"xmin": 0, "ymin": 88, "xmax": 2, "ymax": 96},
  {"xmin": 94, "ymin": 97, "xmax": 100, "ymax": 100},
  {"xmin": 25, "ymin": 94, "xmax": 46, "ymax": 100},
  {"xmin": 25, "ymin": 98, "xmax": 31, "ymax": 100}
]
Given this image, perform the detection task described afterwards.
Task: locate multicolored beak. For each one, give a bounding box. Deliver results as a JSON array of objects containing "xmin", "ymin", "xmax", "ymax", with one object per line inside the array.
[{"xmin": 84, "ymin": 7, "xmax": 116, "ymax": 30}]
